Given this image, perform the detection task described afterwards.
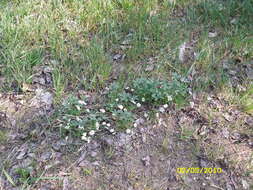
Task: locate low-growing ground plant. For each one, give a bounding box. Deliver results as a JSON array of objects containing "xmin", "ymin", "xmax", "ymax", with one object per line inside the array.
[
  {"xmin": 55, "ymin": 74, "xmax": 189, "ymax": 141},
  {"xmin": 132, "ymin": 73, "xmax": 189, "ymax": 106},
  {"xmin": 15, "ymin": 167, "xmax": 33, "ymax": 187}
]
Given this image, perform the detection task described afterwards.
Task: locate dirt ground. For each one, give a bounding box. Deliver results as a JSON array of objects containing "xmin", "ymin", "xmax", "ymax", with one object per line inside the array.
[{"xmin": 0, "ymin": 90, "xmax": 252, "ymax": 190}]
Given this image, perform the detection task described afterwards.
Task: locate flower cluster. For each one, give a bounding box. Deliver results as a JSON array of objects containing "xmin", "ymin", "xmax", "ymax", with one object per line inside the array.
[{"xmin": 56, "ymin": 75, "xmax": 188, "ymax": 142}]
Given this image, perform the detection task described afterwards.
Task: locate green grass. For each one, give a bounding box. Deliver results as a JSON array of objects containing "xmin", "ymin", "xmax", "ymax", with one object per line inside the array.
[
  {"xmin": 0, "ymin": 0, "xmax": 252, "ymax": 110},
  {"xmin": 241, "ymin": 85, "xmax": 253, "ymax": 114},
  {"xmin": 0, "ymin": 130, "xmax": 7, "ymax": 144}
]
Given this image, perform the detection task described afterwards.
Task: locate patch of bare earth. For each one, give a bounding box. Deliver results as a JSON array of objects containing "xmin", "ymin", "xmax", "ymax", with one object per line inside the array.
[{"xmin": 0, "ymin": 92, "xmax": 252, "ymax": 190}]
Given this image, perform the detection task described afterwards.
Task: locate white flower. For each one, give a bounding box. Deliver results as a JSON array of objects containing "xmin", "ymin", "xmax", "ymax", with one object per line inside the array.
[
  {"xmin": 78, "ymin": 100, "xmax": 87, "ymax": 105},
  {"xmin": 133, "ymin": 123, "xmax": 137, "ymax": 128},
  {"xmin": 86, "ymin": 109, "xmax": 90, "ymax": 113},
  {"xmin": 109, "ymin": 129, "xmax": 115, "ymax": 133},
  {"xmin": 163, "ymin": 104, "xmax": 168, "ymax": 108},
  {"xmin": 78, "ymin": 125, "xmax": 84, "ymax": 129},
  {"xmin": 100, "ymin": 109, "xmax": 106, "ymax": 113},
  {"xmin": 141, "ymin": 97, "xmax": 145, "ymax": 102},
  {"xmin": 106, "ymin": 123, "xmax": 111, "ymax": 127},
  {"xmin": 95, "ymin": 122, "xmax": 100, "ymax": 129},
  {"xmin": 167, "ymin": 95, "xmax": 173, "ymax": 101},
  {"xmin": 218, "ymin": 4, "xmax": 224, "ymax": 11},
  {"xmin": 123, "ymin": 108, "xmax": 127, "ymax": 112},
  {"xmin": 81, "ymin": 133, "xmax": 87, "ymax": 140},
  {"xmin": 112, "ymin": 113, "xmax": 116, "ymax": 116},
  {"xmin": 89, "ymin": 130, "xmax": 95, "ymax": 136},
  {"xmin": 75, "ymin": 105, "xmax": 81, "ymax": 110},
  {"xmin": 102, "ymin": 122, "xmax": 106, "ymax": 125},
  {"xmin": 125, "ymin": 86, "xmax": 129, "ymax": 90},
  {"xmin": 82, "ymin": 136, "xmax": 91, "ymax": 143},
  {"xmin": 126, "ymin": 129, "xmax": 131, "ymax": 134},
  {"xmin": 131, "ymin": 88, "xmax": 134, "ymax": 92},
  {"xmin": 136, "ymin": 103, "xmax": 141, "ymax": 108},
  {"xmin": 131, "ymin": 100, "xmax": 136, "ymax": 104},
  {"xmin": 144, "ymin": 113, "xmax": 148, "ymax": 118},
  {"xmin": 118, "ymin": 105, "xmax": 124, "ymax": 110},
  {"xmin": 76, "ymin": 116, "xmax": 81, "ymax": 122},
  {"xmin": 115, "ymin": 98, "xmax": 119, "ymax": 102},
  {"xmin": 159, "ymin": 107, "xmax": 165, "ymax": 113}
]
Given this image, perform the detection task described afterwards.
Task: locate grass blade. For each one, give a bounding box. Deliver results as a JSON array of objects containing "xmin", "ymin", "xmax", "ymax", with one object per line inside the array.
[{"xmin": 2, "ymin": 168, "xmax": 16, "ymax": 187}]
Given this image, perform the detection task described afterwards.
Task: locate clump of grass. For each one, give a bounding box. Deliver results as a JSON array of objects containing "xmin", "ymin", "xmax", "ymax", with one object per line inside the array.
[
  {"xmin": 14, "ymin": 167, "xmax": 39, "ymax": 188},
  {"xmin": 15, "ymin": 168, "xmax": 31, "ymax": 184},
  {"xmin": 0, "ymin": 130, "xmax": 7, "ymax": 143},
  {"xmin": 188, "ymin": 0, "xmax": 253, "ymax": 30},
  {"xmin": 83, "ymin": 39, "xmax": 112, "ymax": 90},
  {"xmin": 52, "ymin": 67, "xmax": 66, "ymax": 104},
  {"xmin": 180, "ymin": 127, "xmax": 195, "ymax": 140},
  {"xmin": 240, "ymin": 85, "xmax": 253, "ymax": 114},
  {"xmin": 82, "ymin": 168, "xmax": 92, "ymax": 176}
]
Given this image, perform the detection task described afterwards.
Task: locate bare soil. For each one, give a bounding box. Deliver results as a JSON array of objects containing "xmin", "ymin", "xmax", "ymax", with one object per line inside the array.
[{"xmin": 0, "ymin": 91, "xmax": 252, "ymax": 190}]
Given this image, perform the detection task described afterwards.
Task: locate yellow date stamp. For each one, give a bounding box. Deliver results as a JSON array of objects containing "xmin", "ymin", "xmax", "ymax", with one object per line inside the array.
[{"xmin": 177, "ymin": 167, "xmax": 222, "ymax": 174}]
